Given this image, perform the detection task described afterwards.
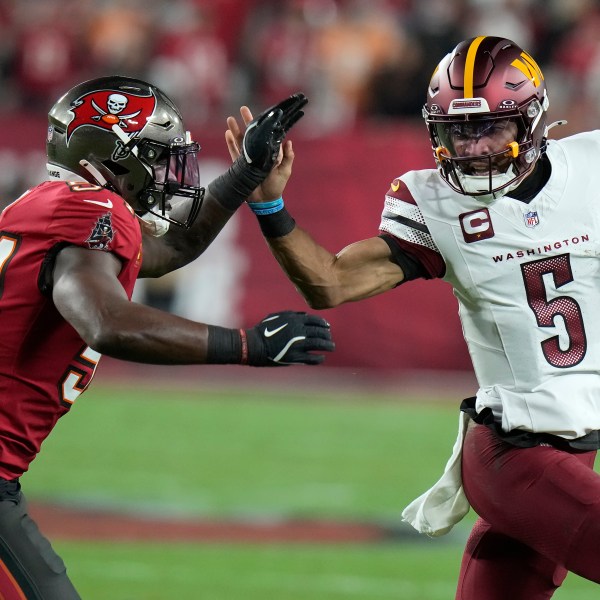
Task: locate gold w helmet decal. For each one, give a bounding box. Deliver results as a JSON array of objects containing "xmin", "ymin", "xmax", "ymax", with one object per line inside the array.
[{"xmin": 510, "ymin": 52, "xmax": 544, "ymax": 87}]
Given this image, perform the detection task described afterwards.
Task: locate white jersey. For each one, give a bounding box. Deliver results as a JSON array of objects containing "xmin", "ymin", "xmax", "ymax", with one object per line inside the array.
[{"xmin": 381, "ymin": 130, "xmax": 600, "ymax": 439}]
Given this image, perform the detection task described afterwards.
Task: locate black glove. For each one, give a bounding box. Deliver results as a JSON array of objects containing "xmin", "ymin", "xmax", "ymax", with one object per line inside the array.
[
  {"xmin": 241, "ymin": 93, "xmax": 308, "ymax": 173},
  {"xmin": 245, "ymin": 310, "xmax": 334, "ymax": 366},
  {"xmin": 208, "ymin": 93, "xmax": 308, "ymax": 211}
]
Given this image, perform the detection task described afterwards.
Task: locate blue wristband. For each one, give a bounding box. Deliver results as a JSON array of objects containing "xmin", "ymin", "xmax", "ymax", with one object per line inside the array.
[{"xmin": 247, "ymin": 197, "xmax": 284, "ymax": 216}]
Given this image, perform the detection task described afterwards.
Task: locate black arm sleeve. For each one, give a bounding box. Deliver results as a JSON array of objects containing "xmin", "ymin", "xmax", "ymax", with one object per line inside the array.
[{"xmin": 378, "ymin": 234, "xmax": 428, "ymax": 282}]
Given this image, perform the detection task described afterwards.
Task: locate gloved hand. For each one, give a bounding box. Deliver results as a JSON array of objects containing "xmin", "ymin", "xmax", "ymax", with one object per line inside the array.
[
  {"xmin": 208, "ymin": 93, "xmax": 308, "ymax": 211},
  {"xmin": 245, "ymin": 310, "xmax": 334, "ymax": 366},
  {"xmin": 241, "ymin": 93, "xmax": 308, "ymax": 173}
]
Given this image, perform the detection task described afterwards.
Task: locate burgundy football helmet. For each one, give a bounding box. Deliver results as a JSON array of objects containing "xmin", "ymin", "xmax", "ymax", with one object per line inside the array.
[
  {"xmin": 423, "ymin": 36, "xmax": 550, "ymax": 201},
  {"xmin": 46, "ymin": 76, "xmax": 204, "ymax": 229}
]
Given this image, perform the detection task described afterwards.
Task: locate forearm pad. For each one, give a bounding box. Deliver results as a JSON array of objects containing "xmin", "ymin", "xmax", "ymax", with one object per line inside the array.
[{"xmin": 208, "ymin": 157, "xmax": 267, "ymax": 212}]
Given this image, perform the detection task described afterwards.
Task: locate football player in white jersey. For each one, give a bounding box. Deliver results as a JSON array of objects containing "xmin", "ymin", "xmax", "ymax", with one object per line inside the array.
[{"xmin": 226, "ymin": 36, "xmax": 600, "ymax": 599}]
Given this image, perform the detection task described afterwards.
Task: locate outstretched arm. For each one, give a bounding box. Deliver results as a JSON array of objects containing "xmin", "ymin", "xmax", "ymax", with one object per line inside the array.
[
  {"xmin": 225, "ymin": 106, "xmax": 406, "ymax": 309},
  {"xmin": 266, "ymin": 231, "xmax": 405, "ymax": 309},
  {"xmin": 52, "ymin": 246, "xmax": 334, "ymax": 366}
]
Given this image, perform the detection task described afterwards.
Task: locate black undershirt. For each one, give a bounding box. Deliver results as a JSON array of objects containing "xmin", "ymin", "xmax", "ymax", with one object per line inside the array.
[{"xmin": 506, "ymin": 152, "xmax": 551, "ymax": 203}]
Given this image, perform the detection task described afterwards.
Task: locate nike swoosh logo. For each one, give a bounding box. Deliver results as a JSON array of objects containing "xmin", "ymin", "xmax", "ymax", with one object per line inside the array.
[
  {"xmin": 83, "ymin": 198, "xmax": 113, "ymax": 209},
  {"xmin": 264, "ymin": 323, "xmax": 288, "ymax": 337},
  {"xmin": 391, "ymin": 179, "xmax": 400, "ymax": 192}
]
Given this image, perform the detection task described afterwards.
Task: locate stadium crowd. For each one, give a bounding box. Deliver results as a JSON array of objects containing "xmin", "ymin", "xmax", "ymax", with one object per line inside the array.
[{"xmin": 0, "ymin": 0, "xmax": 598, "ymax": 134}]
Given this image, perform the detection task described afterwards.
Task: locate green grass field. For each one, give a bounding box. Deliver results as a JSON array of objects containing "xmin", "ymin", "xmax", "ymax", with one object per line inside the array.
[{"xmin": 22, "ymin": 382, "xmax": 598, "ymax": 599}]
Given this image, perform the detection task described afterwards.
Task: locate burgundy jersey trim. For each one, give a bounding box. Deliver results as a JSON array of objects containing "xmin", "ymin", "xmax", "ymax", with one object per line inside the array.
[
  {"xmin": 382, "ymin": 234, "xmax": 446, "ymax": 279},
  {"xmin": 388, "ymin": 178, "xmax": 417, "ymax": 205},
  {"xmin": 380, "ymin": 177, "xmax": 445, "ymax": 278}
]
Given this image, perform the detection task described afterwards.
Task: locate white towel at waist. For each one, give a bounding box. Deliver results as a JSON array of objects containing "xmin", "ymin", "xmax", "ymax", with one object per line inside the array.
[{"xmin": 401, "ymin": 410, "xmax": 470, "ymax": 537}]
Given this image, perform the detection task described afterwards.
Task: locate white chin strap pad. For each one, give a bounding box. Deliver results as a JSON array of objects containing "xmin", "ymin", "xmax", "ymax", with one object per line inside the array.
[{"xmin": 457, "ymin": 167, "xmax": 520, "ymax": 203}]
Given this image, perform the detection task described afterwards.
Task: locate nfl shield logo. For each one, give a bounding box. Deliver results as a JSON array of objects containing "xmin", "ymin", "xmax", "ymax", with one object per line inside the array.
[{"xmin": 524, "ymin": 210, "xmax": 539, "ymax": 228}]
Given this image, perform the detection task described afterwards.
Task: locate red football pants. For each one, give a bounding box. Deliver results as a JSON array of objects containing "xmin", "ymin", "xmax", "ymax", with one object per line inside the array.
[{"xmin": 456, "ymin": 422, "xmax": 600, "ymax": 600}]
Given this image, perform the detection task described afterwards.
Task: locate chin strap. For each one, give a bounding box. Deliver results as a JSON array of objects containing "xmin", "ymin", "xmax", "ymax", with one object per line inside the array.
[
  {"xmin": 544, "ymin": 120, "xmax": 568, "ymax": 136},
  {"xmin": 79, "ymin": 160, "xmax": 108, "ymax": 186}
]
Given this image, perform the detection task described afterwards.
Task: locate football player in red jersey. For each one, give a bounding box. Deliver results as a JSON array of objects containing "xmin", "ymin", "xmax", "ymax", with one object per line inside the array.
[
  {"xmin": 227, "ymin": 37, "xmax": 600, "ymax": 598},
  {"xmin": 0, "ymin": 77, "xmax": 333, "ymax": 599}
]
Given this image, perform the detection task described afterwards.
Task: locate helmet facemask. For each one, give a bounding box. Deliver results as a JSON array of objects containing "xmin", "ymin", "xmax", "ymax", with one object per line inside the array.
[
  {"xmin": 427, "ymin": 108, "xmax": 543, "ymax": 201},
  {"xmin": 106, "ymin": 129, "xmax": 205, "ymax": 229}
]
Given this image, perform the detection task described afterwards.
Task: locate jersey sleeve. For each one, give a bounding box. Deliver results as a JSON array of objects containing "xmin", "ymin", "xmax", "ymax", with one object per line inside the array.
[
  {"xmin": 379, "ymin": 177, "xmax": 446, "ymax": 279},
  {"xmin": 45, "ymin": 183, "xmax": 141, "ymax": 264}
]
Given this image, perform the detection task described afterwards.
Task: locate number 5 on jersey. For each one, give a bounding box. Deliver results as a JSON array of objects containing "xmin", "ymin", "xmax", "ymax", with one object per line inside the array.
[{"xmin": 60, "ymin": 346, "xmax": 101, "ymax": 406}]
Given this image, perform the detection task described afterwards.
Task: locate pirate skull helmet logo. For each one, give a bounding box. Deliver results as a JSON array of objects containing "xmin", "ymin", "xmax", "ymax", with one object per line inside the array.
[
  {"xmin": 66, "ymin": 88, "xmax": 156, "ymax": 141},
  {"xmin": 90, "ymin": 93, "xmax": 143, "ymax": 127}
]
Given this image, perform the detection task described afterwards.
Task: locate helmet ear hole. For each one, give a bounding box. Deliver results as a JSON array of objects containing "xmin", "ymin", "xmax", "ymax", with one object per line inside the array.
[{"xmin": 101, "ymin": 159, "xmax": 129, "ymax": 176}]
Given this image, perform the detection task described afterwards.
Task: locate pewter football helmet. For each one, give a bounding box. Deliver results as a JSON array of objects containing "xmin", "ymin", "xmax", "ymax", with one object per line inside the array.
[{"xmin": 47, "ymin": 76, "xmax": 204, "ymax": 228}]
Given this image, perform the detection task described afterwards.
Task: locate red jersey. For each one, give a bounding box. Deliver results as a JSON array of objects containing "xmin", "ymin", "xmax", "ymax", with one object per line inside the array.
[{"xmin": 0, "ymin": 181, "xmax": 142, "ymax": 478}]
